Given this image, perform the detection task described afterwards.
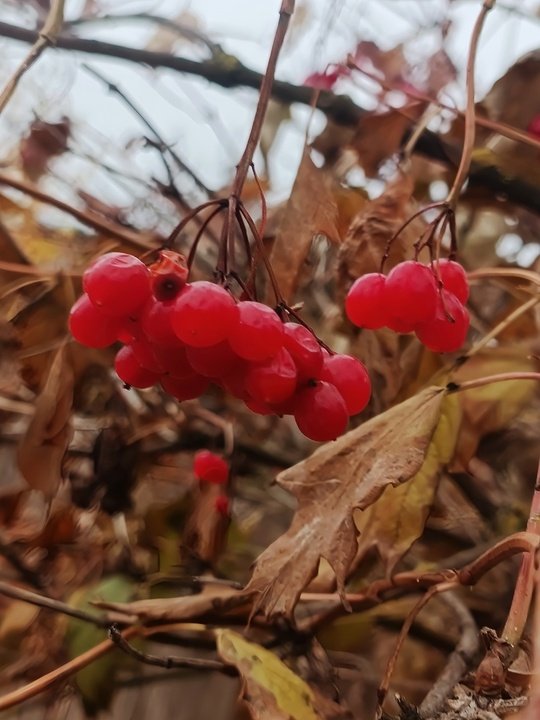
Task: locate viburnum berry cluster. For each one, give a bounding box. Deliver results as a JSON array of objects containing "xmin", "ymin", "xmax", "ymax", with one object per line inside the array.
[
  {"xmin": 69, "ymin": 251, "xmax": 372, "ymax": 442},
  {"xmin": 345, "ymin": 259, "xmax": 470, "ymax": 353}
]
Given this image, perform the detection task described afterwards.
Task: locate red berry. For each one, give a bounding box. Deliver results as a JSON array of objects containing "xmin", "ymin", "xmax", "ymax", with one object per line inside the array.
[
  {"xmin": 69, "ymin": 294, "xmax": 120, "ymax": 348},
  {"xmin": 228, "ymin": 301, "xmax": 284, "ymax": 361},
  {"xmin": 114, "ymin": 346, "xmax": 160, "ymax": 388},
  {"xmin": 527, "ymin": 114, "xmax": 540, "ymax": 139},
  {"xmin": 245, "ymin": 348, "xmax": 297, "ymax": 404},
  {"xmin": 161, "ymin": 372, "xmax": 209, "ymax": 401},
  {"xmin": 282, "ymin": 323, "xmax": 323, "ymax": 381},
  {"xmin": 141, "ymin": 298, "xmax": 178, "ymax": 346},
  {"xmin": 436, "ymin": 259, "xmax": 469, "ymax": 304},
  {"xmin": 415, "ymin": 290, "xmax": 470, "ymax": 353},
  {"xmin": 214, "ymin": 495, "xmax": 230, "ymax": 516},
  {"xmin": 385, "ymin": 261, "xmax": 437, "ymax": 327},
  {"xmin": 294, "ymin": 381, "xmax": 348, "ymax": 442},
  {"xmin": 220, "ymin": 367, "xmax": 248, "ymax": 399},
  {"xmin": 83, "ymin": 252, "xmax": 151, "ymax": 317},
  {"xmin": 172, "ymin": 282, "xmax": 238, "ymax": 348},
  {"xmin": 117, "ymin": 315, "xmax": 143, "ymax": 344},
  {"xmin": 153, "ymin": 344, "xmax": 193, "ymax": 378},
  {"xmin": 345, "ymin": 273, "xmax": 388, "ymax": 329},
  {"xmin": 385, "ymin": 315, "xmax": 418, "ymax": 334},
  {"xmin": 186, "ymin": 341, "xmax": 240, "ymax": 378},
  {"xmin": 130, "ymin": 338, "xmax": 165, "ymax": 373},
  {"xmin": 320, "ymin": 354, "xmax": 371, "ymax": 415},
  {"xmin": 193, "ymin": 450, "xmax": 229, "ymax": 484}
]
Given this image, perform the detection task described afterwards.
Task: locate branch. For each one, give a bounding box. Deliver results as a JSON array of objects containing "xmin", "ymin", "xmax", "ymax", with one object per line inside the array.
[
  {"xmin": 0, "ymin": 1, "xmax": 65, "ymax": 116},
  {"xmin": 0, "ymin": 20, "xmax": 538, "ymax": 214}
]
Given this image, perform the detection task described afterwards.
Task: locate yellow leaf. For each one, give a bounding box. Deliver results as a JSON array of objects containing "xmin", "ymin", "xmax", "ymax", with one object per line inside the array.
[
  {"xmin": 216, "ymin": 630, "xmax": 345, "ymax": 720},
  {"xmin": 354, "ymin": 393, "xmax": 462, "ymax": 574}
]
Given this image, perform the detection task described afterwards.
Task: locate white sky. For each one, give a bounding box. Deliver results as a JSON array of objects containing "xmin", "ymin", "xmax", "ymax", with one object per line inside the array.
[{"xmin": 0, "ymin": 0, "xmax": 538, "ymax": 215}]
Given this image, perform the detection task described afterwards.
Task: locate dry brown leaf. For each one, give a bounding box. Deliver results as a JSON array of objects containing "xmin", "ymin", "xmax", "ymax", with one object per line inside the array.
[
  {"xmin": 482, "ymin": 50, "xmax": 540, "ymax": 129},
  {"xmin": 269, "ymin": 148, "xmax": 341, "ymax": 303},
  {"xmin": 350, "ymin": 102, "xmax": 426, "ymax": 177},
  {"xmin": 242, "ymin": 387, "xmax": 446, "ymax": 619},
  {"xmin": 17, "ymin": 345, "xmax": 73, "ymax": 497},
  {"xmin": 336, "ymin": 172, "xmax": 425, "ymax": 292},
  {"xmin": 93, "ymin": 584, "xmax": 245, "ymax": 623},
  {"xmin": 353, "ymin": 393, "xmax": 461, "ymax": 575},
  {"xmin": 216, "ymin": 629, "xmax": 350, "ymax": 720},
  {"xmin": 20, "ymin": 118, "xmax": 70, "ymax": 182},
  {"xmin": 183, "ymin": 481, "xmax": 229, "ymax": 566}
]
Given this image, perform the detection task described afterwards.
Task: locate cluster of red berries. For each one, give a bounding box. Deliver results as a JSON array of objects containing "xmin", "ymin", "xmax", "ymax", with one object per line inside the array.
[
  {"xmin": 345, "ymin": 259, "xmax": 470, "ymax": 353},
  {"xmin": 69, "ymin": 251, "xmax": 372, "ymax": 442}
]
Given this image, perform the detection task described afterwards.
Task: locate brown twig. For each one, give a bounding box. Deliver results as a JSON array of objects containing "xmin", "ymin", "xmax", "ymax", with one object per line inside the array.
[
  {"xmin": 108, "ymin": 624, "xmax": 235, "ymax": 674},
  {"xmin": 445, "ymin": 0, "xmax": 496, "ymax": 208},
  {"xmin": 0, "ymin": 0, "xmax": 65, "ymax": 116},
  {"xmin": 0, "ymin": 172, "xmax": 158, "ymax": 248},
  {"xmin": 448, "ymin": 372, "xmax": 540, "ymax": 394}
]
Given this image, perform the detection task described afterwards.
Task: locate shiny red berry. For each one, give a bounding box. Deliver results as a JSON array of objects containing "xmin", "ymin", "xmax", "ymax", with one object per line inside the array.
[
  {"xmin": 83, "ymin": 252, "xmax": 151, "ymax": 317},
  {"xmin": 161, "ymin": 372, "xmax": 209, "ymax": 400},
  {"xmin": 415, "ymin": 290, "xmax": 470, "ymax": 353},
  {"xmin": 69, "ymin": 294, "xmax": 120, "ymax": 348},
  {"xmin": 294, "ymin": 381, "xmax": 348, "ymax": 442},
  {"xmin": 245, "ymin": 347, "xmax": 297, "ymax": 404},
  {"xmin": 385, "ymin": 261, "xmax": 437, "ymax": 327},
  {"xmin": 345, "ymin": 273, "xmax": 388, "ymax": 329},
  {"xmin": 436, "ymin": 259, "xmax": 469, "ymax": 304},
  {"xmin": 114, "ymin": 346, "xmax": 160, "ymax": 388},
  {"xmin": 321, "ymin": 353, "xmax": 371, "ymax": 415},
  {"xmin": 282, "ymin": 323, "xmax": 323, "ymax": 381},
  {"xmin": 172, "ymin": 282, "xmax": 238, "ymax": 348},
  {"xmin": 193, "ymin": 450, "xmax": 229, "ymax": 484},
  {"xmin": 228, "ymin": 301, "xmax": 284, "ymax": 361}
]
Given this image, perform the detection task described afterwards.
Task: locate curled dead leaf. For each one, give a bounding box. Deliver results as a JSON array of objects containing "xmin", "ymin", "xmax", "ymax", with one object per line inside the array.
[
  {"xmin": 17, "ymin": 345, "xmax": 73, "ymax": 497},
  {"xmin": 242, "ymin": 387, "xmax": 447, "ymax": 619}
]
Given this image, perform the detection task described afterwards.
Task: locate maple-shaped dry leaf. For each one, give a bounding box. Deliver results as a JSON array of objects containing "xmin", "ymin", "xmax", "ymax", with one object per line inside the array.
[
  {"xmin": 242, "ymin": 387, "xmax": 446, "ymax": 619},
  {"xmin": 216, "ymin": 630, "xmax": 350, "ymax": 720},
  {"xmin": 17, "ymin": 345, "xmax": 73, "ymax": 497},
  {"xmin": 353, "ymin": 393, "xmax": 461, "ymax": 575},
  {"xmin": 268, "ymin": 148, "xmax": 341, "ymax": 303}
]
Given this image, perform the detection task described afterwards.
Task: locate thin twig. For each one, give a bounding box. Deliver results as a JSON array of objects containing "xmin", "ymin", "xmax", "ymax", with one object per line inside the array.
[
  {"xmin": 448, "ymin": 372, "xmax": 540, "ymax": 394},
  {"xmin": 0, "ymin": 0, "xmax": 65, "ymax": 116},
  {"xmin": 446, "ymin": 0, "xmax": 495, "ymax": 208},
  {"xmin": 108, "ymin": 624, "xmax": 235, "ymax": 674},
  {"xmin": 0, "ymin": 580, "xmax": 107, "ymax": 627},
  {"xmin": 419, "ymin": 592, "xmax": 479, "ymax": 717},
  {"xmin": 0, "ymin": 172, "xmax": 157, "ymax": 248}
]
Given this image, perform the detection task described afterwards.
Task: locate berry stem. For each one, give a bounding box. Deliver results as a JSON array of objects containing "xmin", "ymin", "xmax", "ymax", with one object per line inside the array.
[
  {"xmin": 445, "ymin": 0, "xmax": 495, "ymax": 209},
  {"xmin": 448, "ymin": 372, "xmax": 540, "ymax": 394},
  {"xmin": 187, "ymin": 204, "xmax": 227, "ymax": 269},
  {"xmin": 166, "ymin": 199, "xmax": 226, "ymax": 249}
]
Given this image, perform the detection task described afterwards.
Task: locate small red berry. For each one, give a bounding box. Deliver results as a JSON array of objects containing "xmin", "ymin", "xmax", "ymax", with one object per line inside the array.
[
  {"xmin": 194, "ymin": 450, "xmax": 229, "ymax": 484},
  {"xmin": 294, "ymin": 381, "xmax": 348, "ymax": 442},
  {"xmin": 172, "ymin": 282, "xmax": 238, "ymax": 348},
  {"xmin": 320, "ymin": 353, "xmax": 371, "ymax": 415},
  {"xmin": 161, "ymin": 372, "xmax": 209, "ymax": 401},
  {"xmin": 282, "ymin": 323, "xmax": 323, "ymax": 381},
  {"xmin": 186, "ymin": 341, "xmax": 240, "ymax": 378},
  {"xmin": 245, "ymin": 347, "xmax": 297, "ymax": 404},
  {"xmin": 415, "ymin": 290, "xmax": 470, "ymax": 353},
  {"xmin": 345, "ymin": 273, "xmax": 388, "ymax": 329},
  {"xmin": 214, "ymin": 495, "xmax": 230, "ymax": 516},
  {"xmin": 83, "ymin": 252, "xmax": 151, "ymax": 317},
  {"xmin": 228, "ymin": 301, "xmax": 284, "ymax": 361},
  {"xmin": 385, "ymin": 261, "xmax": 437, "ymax": 327},
  {"xmin": 141, "ymin": 298, "xmax": 179, "ymax": 346},
  {"xmin": 436, "ymin": 259, "xmax": 469, "ymax": 304},
  {"xmin": 69, "ymin": 294, "xmax": 120, "ymax": 348},
  {"xmin": 115, "ymin": 346, "xmax": 160, "ymax": 388}
]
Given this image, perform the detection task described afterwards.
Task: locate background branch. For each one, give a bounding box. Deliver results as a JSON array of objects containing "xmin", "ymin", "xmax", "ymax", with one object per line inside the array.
[{"xmin": 0, "ymin": 20, "xmax": 536, "ymax": 215}]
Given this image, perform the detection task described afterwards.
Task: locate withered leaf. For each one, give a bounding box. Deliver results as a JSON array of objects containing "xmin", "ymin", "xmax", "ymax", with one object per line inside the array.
[
  {"xmin": 93, "ymin": 584, "xmax": 245, "ymax": 623},
  {"xmin": 354, "ymin": 393, "xmax": 462, "ymax": 575},
  {"xmin": 269, "ymin": 148, "xmax": 341, "ymax": 303},
  {"xmin": 216, "ymin": 630, "xmax": 349, "ymax": 720},
  {"xmin": 336, "ymin": 172, "xmax": 426, "ymax": 292},
  {"xmin": 350, "ymin": 102, "xmax": 426, "ymax": 177},
  {"xmin": 242, "ymin": 387, "xmax": 447, "ymax": 618},
  {"xmin": 17, "ymin": 345, "xmax": 73, "ymax": 497},
  {"xmin": 20, "ymin": 118, "xmax": 70, "ymax": 182},
  {"xmin": 183, "ymin": 481, "xmax": 229, "ymax": 567}
]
